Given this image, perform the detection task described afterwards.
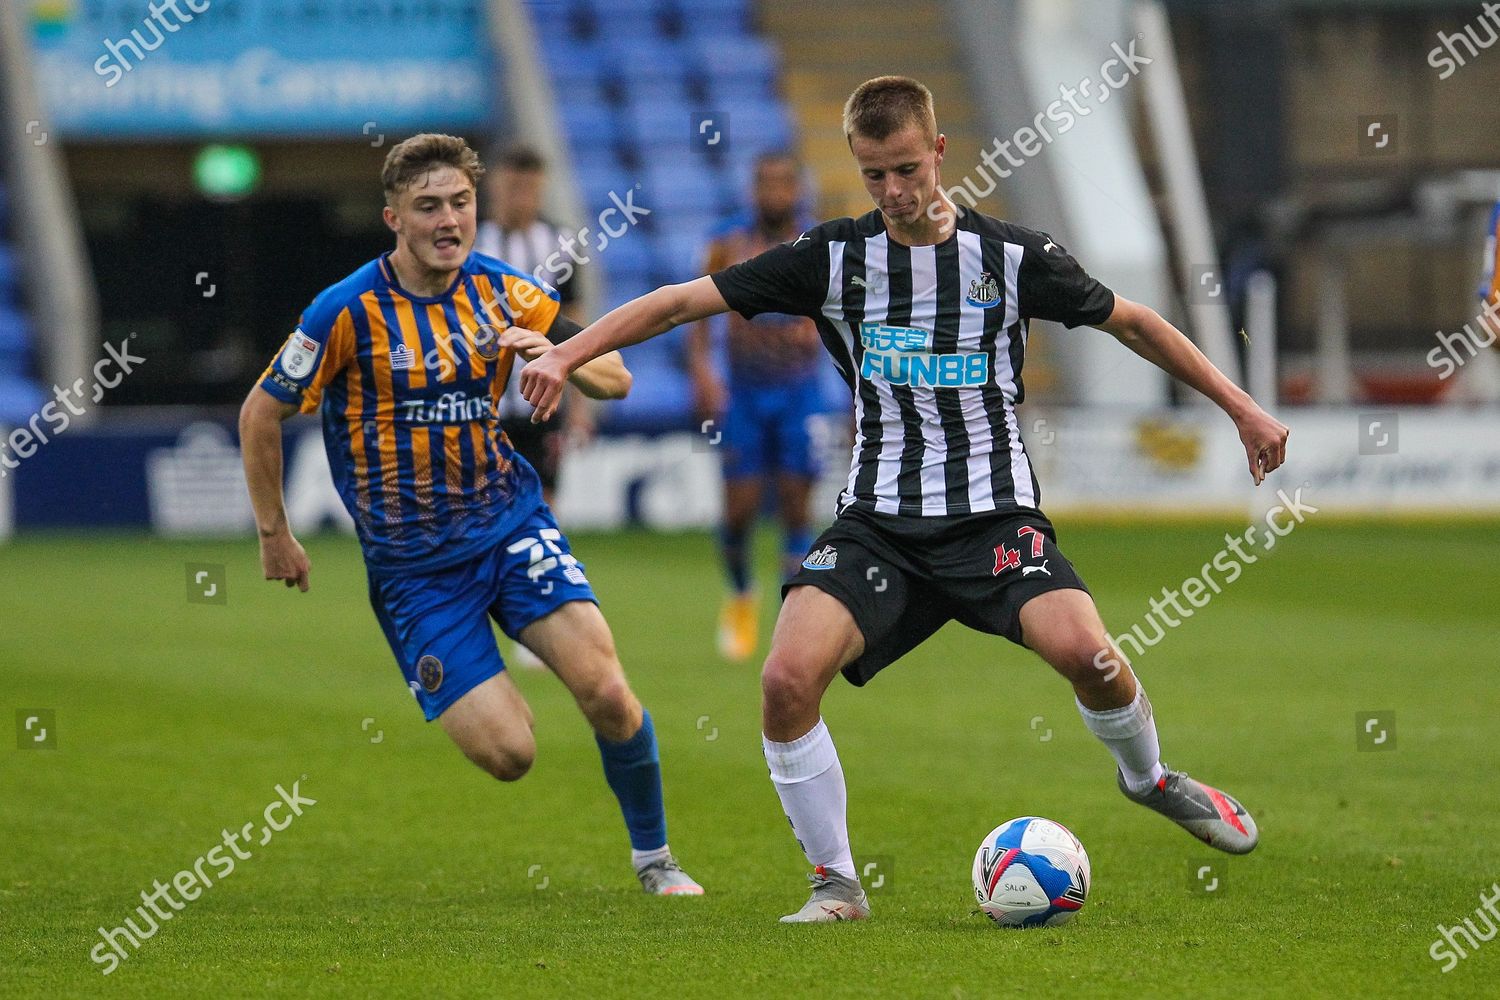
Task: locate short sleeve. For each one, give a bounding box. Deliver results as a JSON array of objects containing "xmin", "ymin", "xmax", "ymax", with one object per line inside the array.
[
  {"xmin": 503, "ymin": 271, "xmax": 562, "ymax": 334},
  {"xmin": 1016, "ymin": 234, "xmax": 1115, "ymax": 328},
  {"xmin": 710, "ymin": 230, "xmax": 828, "ymax": 320},
  {"xmin": 257, "ymin": 304, "xmax": 354, "ymax": 414}
]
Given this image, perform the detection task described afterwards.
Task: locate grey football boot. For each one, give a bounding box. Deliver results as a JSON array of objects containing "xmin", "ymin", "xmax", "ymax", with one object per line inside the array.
[
  {"xmin": 779, "ymin": 865, "xmax": 871, "ymax": 923},
  {"xmin": 636, "ymin": 856, "xmax": 704, "ymax": 895},
  {"xmin": 1119, "ymin": 768, "xmax": 1260, "ymax": 854}
]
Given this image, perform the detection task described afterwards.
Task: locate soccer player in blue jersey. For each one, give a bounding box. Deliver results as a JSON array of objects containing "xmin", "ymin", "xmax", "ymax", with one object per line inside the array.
[
  {"xmin": 238, "ymin": 134, "xmax": 702, "ymax": 895},
  {"xmin": 688, "ymin": 152, "xmax": 826, "ymax": 661}
]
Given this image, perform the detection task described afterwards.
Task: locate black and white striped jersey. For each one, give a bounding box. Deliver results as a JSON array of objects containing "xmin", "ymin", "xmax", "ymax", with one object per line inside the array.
[{"xmin": 710, "ymin": 209, "xmax": 1115, "ymax": 517}]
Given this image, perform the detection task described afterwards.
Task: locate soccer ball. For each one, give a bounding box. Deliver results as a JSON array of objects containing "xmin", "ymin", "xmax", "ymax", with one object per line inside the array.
[{"xmin": 972, "ymin": 817, "xmax": 1090, "ymax": 927}]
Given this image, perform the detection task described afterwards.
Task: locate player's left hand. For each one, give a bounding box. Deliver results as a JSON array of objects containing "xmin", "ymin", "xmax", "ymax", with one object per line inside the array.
[
  {"xmin": 1235, "ymin": 405, "xmax": 1290, "ymax": 485},
  {"xmin": 498, "ymin": 326, "xmax": 554, "ymax": 362}
]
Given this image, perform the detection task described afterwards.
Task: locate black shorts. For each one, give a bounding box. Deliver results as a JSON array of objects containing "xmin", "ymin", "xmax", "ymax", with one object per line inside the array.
[
  {"xmin": 782, "ymin": 506, "xmax": 1091, "ymax": 686},
  {"xmin": 501, "ymin": 418, "xmax": 562, "ymax": 492}
]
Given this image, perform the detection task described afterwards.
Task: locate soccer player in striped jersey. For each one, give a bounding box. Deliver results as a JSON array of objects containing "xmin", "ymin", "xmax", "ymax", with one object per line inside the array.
[
  {"xmin": 239, "ymin": 134, "xmax": 702, "ymax": 896},
  {"xmin": 523, "ymin": 79, "xmax": 1288, "ymax": 922}
]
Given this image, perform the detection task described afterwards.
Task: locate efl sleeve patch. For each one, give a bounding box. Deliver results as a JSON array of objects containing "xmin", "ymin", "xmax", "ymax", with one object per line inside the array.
[{"xmin": 280, "ymin": 330, "xmax": 322, "ymax": 380}]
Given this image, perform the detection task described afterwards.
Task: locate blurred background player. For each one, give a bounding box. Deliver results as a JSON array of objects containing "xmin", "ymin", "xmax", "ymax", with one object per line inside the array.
[
  {"xmin": 240, "ymin": 134, "xmax": 702, "ymax": 896},
  {"xmin": 476, "ymin": 141, "xmax": 595, "ymax": 667},
  {"xmin": 688, "ymin": 152, "xmax": 824, "ymax": 661},
  {"xmin": 1470, "ymin": 198, "xmax": 1500, "ymax": 393}
]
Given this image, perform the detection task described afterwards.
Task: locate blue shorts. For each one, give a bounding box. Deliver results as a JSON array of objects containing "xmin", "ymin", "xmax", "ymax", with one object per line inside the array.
[
  {"xmin": 366, "ymin": 503, "xmax": 597, "ymax": 720},
  {"xmin": 720, "ymin": 374, "xmax": 825, "ymax": 481}
]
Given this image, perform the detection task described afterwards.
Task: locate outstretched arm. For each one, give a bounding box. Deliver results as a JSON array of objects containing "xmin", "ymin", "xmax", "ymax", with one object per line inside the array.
[
  {"xmin": 1094, "ymin": 295, "xmax": 1289, "ymax": 484},
  {"xmin": 520, "ymin": 276, "xmax": 731, "ymax": 422},
  {"xmin": 239, "ymin": 387, "xmax": 311, "ymax": 591}
]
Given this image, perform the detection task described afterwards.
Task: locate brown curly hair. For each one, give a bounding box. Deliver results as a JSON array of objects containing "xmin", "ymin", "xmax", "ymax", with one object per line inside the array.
[{"xmin": 381, "ymin": 133, "xmax": 484, "ymax": 201}]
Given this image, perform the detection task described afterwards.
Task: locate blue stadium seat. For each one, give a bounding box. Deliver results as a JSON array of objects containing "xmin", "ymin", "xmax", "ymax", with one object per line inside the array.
[
  {"xmin": 662, "ymin": 211, "xmax": 725, "ymax": 251},
  {"xmin": 553, "ymin": 75, "xmax": 612, "ymax": 110},
  {"xmin": 543, "ymin": 40, "xmax": 609, "ymax": 86},
  {"xmin": 581, "ymin": 0, "xmax": 663, "ymax": 23},
  {"xmin": 694, "ymin": 35, "xmax": 778, "ymax": 84},
  {"xmin": 0, "ymin": 374, "xmax": 44, "ymax": 425},
  {"xmin": 619, "ymin": 75, "xmax": 691, "ymax": 110},
  {"xmin": 704, "ymin": 74, "xmax": 776, "ymax": 108},
  {"xmin": 526, "ymin": 1, "xmax": 577, "ymax": 39},
  {"xmin": 592, "ymin": 6, "xmax": 670, "ymax": 42},
  {"xmin": 600, "ymin": 270, "xmax": 656, "ymax": 310},
  {"xmin": 625, "ymin": 101, "xmax": 696, "ymax": 148},
  {"xmin": 720, "ymin": 101, "xmax": 796, "ymax": 150},
  {"xmin": 542, "ymin": 0, "xmax": 793, "ymax": 430},
  {"xmin": 673, "ymin": 0, "xmax": 751, "ymax": 35},
  {"xmin": 0, "ymin": 352, "xmax": 26, "ymax": 383},
  {"xmin": 651, "ymin": 233, "xmax": 705, "ymax": 283},
  {"xmin": 572, "ymin": 155, "xmax": 639, "ymax": 204},
  {"xmin": 0, "ymin": 246, "xmax": 20, "ymax": 303},
  {"xmin": 609, "ymin": 39, "xmax": 692, "ymax": 90},
  {"xmin": 599, "ymin": 353, "xmax": 691, "ymax": 432},
  {"xmin": 640, "ymin": 161, "xmax": 725, "ymax": 215},
  {"xmin": 0, "ymin": 308, "xmax": 32, "ymax": 354},
  {"xmin": 597, "ymin": 231, "xmax": 656, "ymax": 279},
  {"xmin": 559, "ymin": 102, "xmax": 625, "ymax": 147}
]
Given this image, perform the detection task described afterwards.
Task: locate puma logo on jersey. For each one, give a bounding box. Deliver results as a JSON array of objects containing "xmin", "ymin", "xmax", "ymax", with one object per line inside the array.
[
  {"xmin": 793, "ymin": 232, "xmax": 810, "ymax": 246},
  {"xmin": 1042, "ymin": 240, "xmax": 1058, "ymax": 253},
  {"xmin": 1022, "ymin": 560, "xmax": 1051, "ymax": 577}
]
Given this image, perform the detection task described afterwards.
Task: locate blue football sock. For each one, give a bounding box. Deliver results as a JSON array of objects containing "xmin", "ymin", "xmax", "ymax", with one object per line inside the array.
[
  {"xmin": 720, "ymin": 524, "xmax": 752, "ymax": 594},
  {"xmin": 596, "ymin": 709, "xmax": 668, "ymax": 852}
]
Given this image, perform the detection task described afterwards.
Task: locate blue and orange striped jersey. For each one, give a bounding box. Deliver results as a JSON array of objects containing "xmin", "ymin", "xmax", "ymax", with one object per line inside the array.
[{"xmin": 258, "ymin": 251, "xmax": 561, "ymax": 573}]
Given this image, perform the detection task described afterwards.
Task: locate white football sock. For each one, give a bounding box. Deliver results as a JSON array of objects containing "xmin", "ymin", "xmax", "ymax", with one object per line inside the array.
[
  {"xmin": 763, "ymin": 718, "xmax": 857, "ymax": 879},
  {"xmin": 1076, "ymin": 687, "xmax": 1164, "ymax": 793},
  {"xmin": 631, "ymin": 844, "xmax": 672, "ymax": 871}
]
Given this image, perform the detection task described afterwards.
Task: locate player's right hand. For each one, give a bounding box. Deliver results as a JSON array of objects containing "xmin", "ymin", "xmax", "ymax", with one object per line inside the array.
[{"xmin": 259, "ymin": 530, "xmax": 311, "ymax": 592}]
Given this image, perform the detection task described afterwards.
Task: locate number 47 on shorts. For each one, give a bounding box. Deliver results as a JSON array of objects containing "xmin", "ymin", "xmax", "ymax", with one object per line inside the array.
[{"xmin": 992, "ymin": 526, "xmax": 1046, "ymax": 576}]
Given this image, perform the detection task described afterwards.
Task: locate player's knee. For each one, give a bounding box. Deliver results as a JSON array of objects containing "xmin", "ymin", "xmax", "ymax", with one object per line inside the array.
[
  {"xmin": 761, "ymin": 651, "xmax": 823, "ymax": 717},
  {"xmin": 471, "ymin": 740, "xmax": 535, "ymax": 782},
  {"xmin": 1047, "ymin": 637, "xmax": 1118, "ymax": 688},
  {"xmin": 580, "ymin": 672, "xmax": 638, "ymax": 739}
]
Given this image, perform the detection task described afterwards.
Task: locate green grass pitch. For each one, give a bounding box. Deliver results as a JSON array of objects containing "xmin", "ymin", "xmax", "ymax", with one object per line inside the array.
[{"xmin": 4, "ymin": 520, "xmax": 1498, "ymax": 997}]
